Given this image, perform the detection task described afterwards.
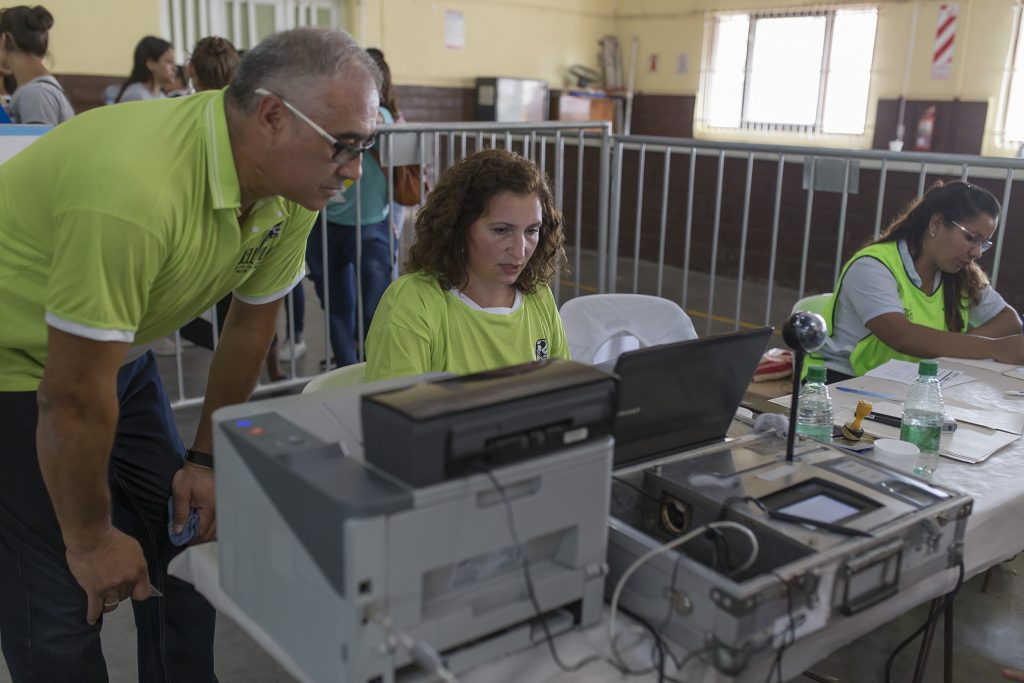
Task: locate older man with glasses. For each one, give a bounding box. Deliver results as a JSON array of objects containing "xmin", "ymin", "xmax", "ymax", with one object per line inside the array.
[{"xmin": 0, "ymin": 27, "xmax": 379, "ymax": 682}]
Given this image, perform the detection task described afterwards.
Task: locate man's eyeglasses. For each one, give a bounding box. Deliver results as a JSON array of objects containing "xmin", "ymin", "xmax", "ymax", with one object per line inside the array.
[
  {"xmin": 254, "ymin": 87, "xmax": 374, "ymax": 164},
  {"xmin": 946, "ymin": 218, "xmax": 994, "ymax": 253}
]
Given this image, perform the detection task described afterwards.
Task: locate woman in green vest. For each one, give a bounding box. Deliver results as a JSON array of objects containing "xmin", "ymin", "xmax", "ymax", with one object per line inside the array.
[{"xmin": 821, "ymin": 180, "xmax": 1024, "ymax": 378}]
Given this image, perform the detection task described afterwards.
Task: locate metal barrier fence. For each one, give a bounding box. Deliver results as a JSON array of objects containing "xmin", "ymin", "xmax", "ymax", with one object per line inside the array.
[
  {"xmin": 162, "ymin": 124, "xmax": 1024, "ymax": 410},
  {"xmin": 605, "ymin": 137, "xmax": 1024, "ymax": 336}
]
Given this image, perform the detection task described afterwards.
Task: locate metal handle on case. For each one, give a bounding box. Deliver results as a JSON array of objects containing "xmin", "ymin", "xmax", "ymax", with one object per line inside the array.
[{"xmin": 840, "ymin": 540, "xmax": 903, "ymax": 616}]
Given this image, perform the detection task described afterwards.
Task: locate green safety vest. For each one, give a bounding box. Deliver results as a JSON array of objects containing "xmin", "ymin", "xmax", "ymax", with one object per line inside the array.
[{"xmin": 823, "ymin": 242, "xmax": 969, "ymax": 376}]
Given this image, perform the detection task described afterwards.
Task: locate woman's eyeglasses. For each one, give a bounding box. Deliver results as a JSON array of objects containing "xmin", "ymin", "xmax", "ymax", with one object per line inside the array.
[{"xmin": 946, "ymin": 218, "xmax": 994, "ymax": 253}]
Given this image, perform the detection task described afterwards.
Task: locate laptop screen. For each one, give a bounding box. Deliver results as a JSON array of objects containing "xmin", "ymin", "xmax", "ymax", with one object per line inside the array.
[{"xmin": 610, "ymin": 326, "xmax": 773, "ymax": 469}]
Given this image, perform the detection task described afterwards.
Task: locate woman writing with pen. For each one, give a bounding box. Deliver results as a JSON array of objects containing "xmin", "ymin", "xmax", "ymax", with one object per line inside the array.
[{"xmin": 820, "ymin": 181, "xmax": 1024, "ymax": 380}]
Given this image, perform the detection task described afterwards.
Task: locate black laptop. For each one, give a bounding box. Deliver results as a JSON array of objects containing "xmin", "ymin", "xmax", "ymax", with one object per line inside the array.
[{"xmin": 605, "ymin": 326, "xmax": 774, "ymax": 468}]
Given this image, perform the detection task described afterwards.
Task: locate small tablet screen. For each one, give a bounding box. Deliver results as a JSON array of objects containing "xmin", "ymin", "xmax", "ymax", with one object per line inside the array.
[{"xmin": 776, "ymin": 494, "xmax": 860, "ymax": 524}]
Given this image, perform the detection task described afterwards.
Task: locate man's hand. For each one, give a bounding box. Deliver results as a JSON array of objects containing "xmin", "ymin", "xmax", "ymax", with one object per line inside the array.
[
  {"xmin": 179, "ymin": 297, "xmax": 281, "ymax": 545},
  {"xmin": 171, "ymin": 462, "xmax": 216, "ymax": 542},
  {"xmin": 65, "ymin": 526, "xmax": 151, "ymax": 625}
]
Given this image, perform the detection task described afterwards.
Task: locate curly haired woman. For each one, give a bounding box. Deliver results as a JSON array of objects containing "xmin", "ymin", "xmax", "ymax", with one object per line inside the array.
[{"xmin": 365, "ymin": 148, "xmax": 570, "ymax": 380}]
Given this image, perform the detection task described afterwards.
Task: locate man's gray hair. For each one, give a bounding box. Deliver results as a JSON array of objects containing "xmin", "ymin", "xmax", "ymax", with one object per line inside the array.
[{"xmin": 227, "ymin": 28, "xmax": 381, "ymax": 116}]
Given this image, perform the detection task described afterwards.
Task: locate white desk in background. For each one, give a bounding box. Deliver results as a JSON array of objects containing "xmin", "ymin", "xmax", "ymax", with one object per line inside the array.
[{"xmin": 170, "ymin": 362, "xmax": 1024, "ymax": 681}]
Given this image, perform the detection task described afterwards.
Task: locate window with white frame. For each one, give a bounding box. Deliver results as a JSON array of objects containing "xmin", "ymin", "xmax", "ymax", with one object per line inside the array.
[
  {"xmin": 160, "ymin": 0, "xmax": 342, "ymax": 61},
  {"xmin": 702, "ymin": 7, "xmax": 878, "ymax": 135},
  {"xmin": 1002, "ymin": 7, "xmax": 1024, "ymax": 144}
]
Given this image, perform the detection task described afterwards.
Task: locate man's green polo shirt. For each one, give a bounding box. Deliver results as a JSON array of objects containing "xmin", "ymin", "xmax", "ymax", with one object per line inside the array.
[{"xmin": 0, "ymin": 90, "xmax": 317, "ymax": 390}]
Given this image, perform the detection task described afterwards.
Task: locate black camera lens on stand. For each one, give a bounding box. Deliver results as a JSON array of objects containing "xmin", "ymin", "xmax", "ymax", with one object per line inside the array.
[{"xmin": 782, "ymin": 311, "xmax": 827, "ymax": 463}]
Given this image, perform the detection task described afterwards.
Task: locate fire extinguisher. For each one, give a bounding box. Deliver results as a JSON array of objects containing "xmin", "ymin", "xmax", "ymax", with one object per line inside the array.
[{"xmin": 915, "ymin": 106, "xmax": 936, "ymax": 152}]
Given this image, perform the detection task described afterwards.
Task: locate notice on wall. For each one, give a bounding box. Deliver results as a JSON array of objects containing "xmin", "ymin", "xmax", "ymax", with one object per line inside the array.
[
  {"xmin": 931, "ymin": 3, "xmax": 958, "ymax": 80},
  {"xmin": 445, "ymin": 9, "xmax": 465, "ymax": 50},
  {"xmin": 676, "ymin": 53, "xmax": 689, "ymax": 75}
]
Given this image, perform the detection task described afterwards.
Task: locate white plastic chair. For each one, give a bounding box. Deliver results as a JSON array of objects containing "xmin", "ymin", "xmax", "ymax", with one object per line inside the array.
[
  {"xmin": 559, "ymin": 294, "xmax": 698, "ymax": 365},
  {"xmin": 302, "ymin": 362, "xmax": 366, "ymax": 394},
  {"xmin": 791, "ymin": 293, "xmax": 837, "ymax": 349},
  {"xmin": 790, "ymin": 293, "xmax": 836, "ymax": 378},
  {"xmin": 791, "ymin": 292, "xmax": 832, "ymax": 320}
]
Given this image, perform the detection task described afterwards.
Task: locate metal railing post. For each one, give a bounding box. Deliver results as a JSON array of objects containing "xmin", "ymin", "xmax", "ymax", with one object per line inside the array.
[
  {"xmin": 765, "ymin": 153, "xmax": 785, "ymax": 326},
  {"xmin": 832, "ymin": 158, "xmax": 853, "ymax": 288},
  {"xmin": 993, "ymin": 169, "xmax": 1015, "ymax": 288},
  {"xmin": 597, "ymin": 129, "xmax": 611, "ymax": 293},
  {"xmin": 575, "ymin": 130, "xmax": 584, "ymax": 298},
  {"xmin": 631, "ymin": 144, "xmax": 647, "ymax": 293},
  {"xmin": 799, "ymin": 156, "xmax": 817, "ymax": 299},
  {"xmin": 681, "ymin": 147, "xmax": 696, "ymax": 310},
  {"xmin": 706, "ymin": 149, "xmax": 726, "ymax": 335},
  {"xmin": 734, "ymin": 152, "xmax": 754, "ymax": 331},
  {"xmin": 656, "ymin": 148, "xmax": 672, "ymax": 297}
]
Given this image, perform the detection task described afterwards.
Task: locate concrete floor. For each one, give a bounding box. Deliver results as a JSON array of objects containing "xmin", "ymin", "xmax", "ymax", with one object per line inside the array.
[
  {"xmin": 2, "ymin": 523, "xmax": 1019, "ymax": 682},
  {"xmin": 3, "ymin": 251, "xmax": 1022, "ymax": 682}
]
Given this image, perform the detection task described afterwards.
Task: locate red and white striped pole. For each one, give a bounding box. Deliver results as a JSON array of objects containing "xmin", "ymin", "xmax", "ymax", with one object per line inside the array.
[{"xmin": 931, "ymin": 3, "xmax": 959, "ymax": 80}]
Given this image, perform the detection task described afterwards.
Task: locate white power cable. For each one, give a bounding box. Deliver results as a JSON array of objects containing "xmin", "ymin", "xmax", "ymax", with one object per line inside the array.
[
  {"xmin": 371, "ymin": 612, "xmax": 461, "ymax": 683},
  {"xmin": 607, "ymin": 520, "xmax": 759, "ymax": 669},
  {"xmin": 395, "ymin": 632, "xmax": 460, "ymax": 683}
]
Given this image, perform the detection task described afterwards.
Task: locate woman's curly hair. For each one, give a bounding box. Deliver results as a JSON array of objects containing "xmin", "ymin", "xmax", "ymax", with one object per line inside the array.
[
  {"xmin": 872, "ymin": 180, "xmax": 999, "ymax": 333},
  {"xmin": 407, "ymin": 149, "xmax": 568, "ymax": 294}
]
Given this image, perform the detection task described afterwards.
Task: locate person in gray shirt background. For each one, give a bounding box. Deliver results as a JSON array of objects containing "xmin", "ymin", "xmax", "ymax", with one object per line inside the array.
[
  {"xmin": 0, "ymin": 5, "xmax": 74, "ymax": 126},
  {"xmin": 114, "ymin": 36, "xmax": 176, "ymax": 103}
]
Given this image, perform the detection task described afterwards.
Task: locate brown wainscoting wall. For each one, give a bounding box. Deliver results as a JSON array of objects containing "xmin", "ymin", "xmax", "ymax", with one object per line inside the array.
[
  {"xmin": 628, "ymin": 93, "xmax": 696, "ymax": 138},
  {"xmin": 872, "ymin": 98, "xmax": 987, "ymax": 155},
  {"xmin": 59, "ymin": 78, "xmax": 478, "ymax": 121},
  {"xmin": 55, "ymin": 74, "xmax": 125, "ymax": 114},
  {"xmin": 55, "ymin": 79, "xmax": 478, "ymax": 122},
  {"xmin": 548, "ymin": 90, "xmax": 696, "ymax": 137},
  {"xmin": 394, "ymin": 84, "xmax": 696, "ymax": 138},
  {"xmin": 393, "ymin": 85, "xmax": 475, "ymax": 122}
]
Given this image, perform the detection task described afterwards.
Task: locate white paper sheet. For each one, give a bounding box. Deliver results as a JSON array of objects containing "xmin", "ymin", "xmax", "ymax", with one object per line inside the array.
[
  {"xmin": 864, "ymin": 359, "xmax": 975, "ymax": 389},
  {"xmin": 938, "ymin": 357, "xmax": 1019, "ymax": 374},
  {"xmin": 1004, "ymin": 367, "xmax": 1024, "ymax": 381},
  {"xmin": 944, "ymin": 398, "xmax": 1024, "ymax": 435},
  {"xmin": 940, "ymin": 428, "xmax": 1020, "ymax": 464}
]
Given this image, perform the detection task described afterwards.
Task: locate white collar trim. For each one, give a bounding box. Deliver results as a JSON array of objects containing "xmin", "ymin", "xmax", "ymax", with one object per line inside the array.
[{"xmin": 450, "ymin": 287, "xmax": 523, "ymax": 314}]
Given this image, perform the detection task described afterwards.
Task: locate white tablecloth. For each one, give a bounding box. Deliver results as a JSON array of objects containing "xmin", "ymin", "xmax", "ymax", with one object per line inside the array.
[{"xmin": 828, "ymin": 359, "xmax": 1024, "ymax": 577}]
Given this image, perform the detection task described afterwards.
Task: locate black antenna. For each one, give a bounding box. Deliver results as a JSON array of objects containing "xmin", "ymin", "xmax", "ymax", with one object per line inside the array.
[{"xmin": 782, "ymin": 311, "xmax": 827, "ymax": 462}]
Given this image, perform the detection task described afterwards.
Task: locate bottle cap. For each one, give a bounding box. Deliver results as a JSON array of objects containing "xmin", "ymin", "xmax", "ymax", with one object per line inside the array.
[
  {"xmin": 806, "ymin": 365, "xmax": 826, "ymax": 383},
  {"xmin": 918, "ymin": 359, "xmax": 938, "ymax": 376}
]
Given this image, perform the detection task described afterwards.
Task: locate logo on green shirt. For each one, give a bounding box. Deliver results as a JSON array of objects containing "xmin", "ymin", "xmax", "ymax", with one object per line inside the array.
[
  {"xmin": 535, "ymin": 338, "xmax": 549, "ymax": 360},
  {"xmin": 235, "ymin": 224, "xmax": 282, "ymax": 273}
]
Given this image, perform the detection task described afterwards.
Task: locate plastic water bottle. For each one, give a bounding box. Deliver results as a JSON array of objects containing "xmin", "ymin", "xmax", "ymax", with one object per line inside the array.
[
  {"xmin": 796, "ymin": 365, "xmax": 833, "ymax": 444},
  {"xmin": 900, "ymin": 359, "xmax": 944, "ymax": 476}
]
